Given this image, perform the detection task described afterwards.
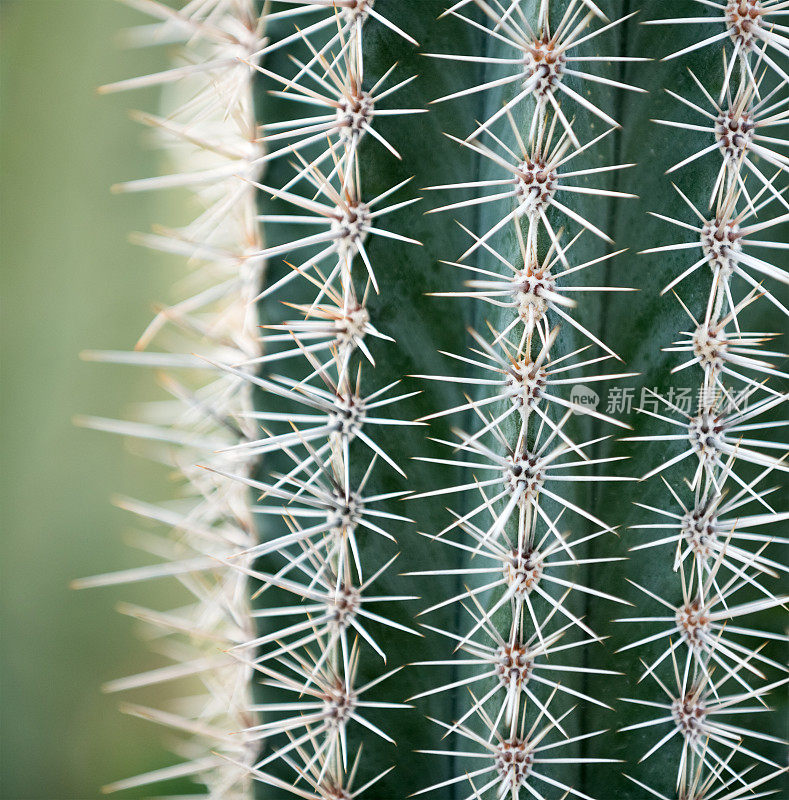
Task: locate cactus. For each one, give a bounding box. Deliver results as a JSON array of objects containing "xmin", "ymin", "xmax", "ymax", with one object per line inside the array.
[{"xmin": 80, "ymin": 2, "xmax": 786, "ymax": 799}]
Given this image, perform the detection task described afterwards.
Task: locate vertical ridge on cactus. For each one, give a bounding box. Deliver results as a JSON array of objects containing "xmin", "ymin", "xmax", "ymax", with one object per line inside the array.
[
  {"xmin": 601, "ymin": 3, "xmax": 788, "ymax": 800},
  {"xmin": 206, "ymin": 5, "xmax": 428, "ymax": 794},
  {"xmin": 408, "ymin": 4, "xmax": 645, "ymax": 799},
  {"xmin": 79, "ymin": 1, "xmax": 786, "ymax": 798},
  {"xmin": 76, "ymin": 1, "xmax": 268, "ymax": 796}
]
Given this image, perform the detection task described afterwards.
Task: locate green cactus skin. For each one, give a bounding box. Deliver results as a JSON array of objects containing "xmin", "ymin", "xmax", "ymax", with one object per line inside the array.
[
  {"xmin": 250, "ymin": 5, "xmax": 488, "ymax": 795},
  {"xmin": 82, "ymin": 1, "xmax": 787, "ymax": 799},
  {"xmin": 580, "ymin": 6, "xmax": 789, "ymax": 799}
]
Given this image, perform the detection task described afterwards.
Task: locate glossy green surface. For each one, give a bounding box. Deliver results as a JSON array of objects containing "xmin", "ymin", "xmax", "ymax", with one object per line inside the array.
[
  {"xmin": 251, "ymin": 3, "xmax": 488, "ymax": 796},
  {"xmin": 582, "ymin": 4, "xmax": 788, "ymax": 798},
  {"xmin": 255, "ymin": 2, "xmax": 787, "ymax": 799}
]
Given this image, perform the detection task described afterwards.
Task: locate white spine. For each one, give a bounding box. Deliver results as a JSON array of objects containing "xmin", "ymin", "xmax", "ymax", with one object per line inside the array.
[
  {"xmin": 78, "ymin": 1, "xmax": 267, "ymax": 795},
  {"xmin": 412, "ymin": 3, "xmax": 642, "ymax": 798},
  {"xmin": 198, "ymin": 2, "xmax": 423, "ymax": 797},
  {"xmin": 622, "ymin": 2, "xmax": 789, "ymax": 797}
]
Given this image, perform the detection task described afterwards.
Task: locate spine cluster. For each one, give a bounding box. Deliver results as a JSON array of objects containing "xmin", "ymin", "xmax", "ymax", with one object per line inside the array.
[
  {"xmin": 194, "ymin": 1, "xmax": 423, "ymax": 797},
  {"xmin": 411, "ymin": 3, "xmax": 645, "ymax": 798},
  {"xmin": 76, "ymin": 1, "xmax": 267, "ymax": 795},
  {"xmin": 621, "ymin": 4, "xmax": 789, "ymax": 799},
  {"xmin": 78, "ymin": 2, "xmax": 789, "ymax": 797},
  {"xmin": 83, "ymin": 0, "xmax": 429, "ymax": 796}
]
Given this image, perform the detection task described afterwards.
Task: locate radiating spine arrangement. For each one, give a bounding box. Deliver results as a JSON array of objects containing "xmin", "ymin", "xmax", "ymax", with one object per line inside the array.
[
  {"xmin": 76, "ymin": 1, "xmax": 268, "ymax": 795},
  {"xmin": 79, "ymin": 2, "xmax": 789, "ymax": 798},
  {"xmin": 82, "ymin": 0, "xmax": 428, "ymax": 796},
  {"xmin": 219, "ymin": 3, "xmax": 427, "ymax": 795},
  {"xmin": 619, "ymin": 4, "xmax": 789, "ymax": 799},
  {"xmin": 408, "ymin": 3, "xmax": 647, "ymax": 798}
]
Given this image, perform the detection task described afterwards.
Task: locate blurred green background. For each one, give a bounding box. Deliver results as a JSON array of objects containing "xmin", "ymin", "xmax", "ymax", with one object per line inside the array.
[{"xmin": 2, "ymin": 2, "xmax": 190, "ymax": 797}]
